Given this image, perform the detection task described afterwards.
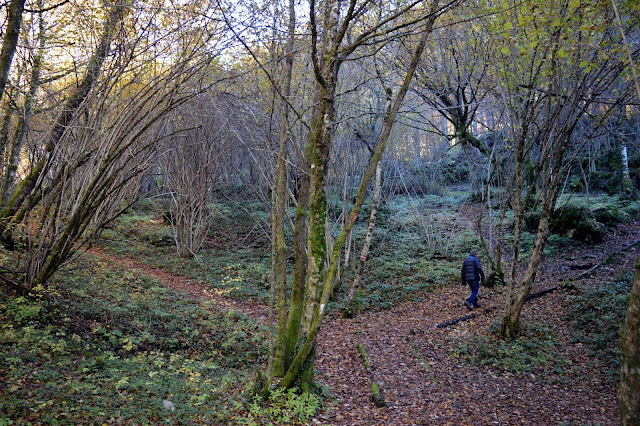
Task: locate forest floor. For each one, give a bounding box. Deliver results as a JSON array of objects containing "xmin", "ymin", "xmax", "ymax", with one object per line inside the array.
[{"xmin": 91, "ymin": 217, "xmax": 640, "ymax": 425}]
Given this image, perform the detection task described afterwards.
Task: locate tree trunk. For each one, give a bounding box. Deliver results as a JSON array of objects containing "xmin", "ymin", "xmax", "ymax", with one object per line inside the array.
[
  {"xmin": 272, "ymin": 0, "xmax": 296, "ymax": 379},
  {"xmin": 0, "ymin": 2, "xmax": 128, "ymax": 247},
  {"xmin": 0, "ymin": 87, "xmax": 17, "ymax": 191},
  {"xmin": 0, "ymin": 0, "xmax": 26, "ymax": 99},
  {"xmin": 621, "ymin": 144, "xmax": 634, "ymax": 196},
  {"xmin": 282, "ymin": 102, "xmax": 315, "ymax": 375},
  {"xmin": 619, "ymin": 257, "xmax": 640, "ymax": 425},
  {"xmin": 344, "ymin": 161, "xmax": 382, "ymax": 315},
  {"xmin": 279, "ymin": 10, "xmax": 439, "ymax": 389},
  {"xmin": 500, "ymin": 211, "xmax": 550, "ymax": 338},
  {"xmin": 1, "ymin": 0, "xmax": 46, "ymax": 202}
]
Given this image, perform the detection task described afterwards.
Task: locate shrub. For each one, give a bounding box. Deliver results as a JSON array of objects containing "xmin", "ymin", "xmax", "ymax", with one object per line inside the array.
[
  {"xmin": 242, "ymin": 387, "xmax": 321, "ymax": 425},
  {"xmin": 525, "ymin": 205, "xmax": 605, "ymax": 243},
  {"xmin": 592, "ymin": 204, "xmax": 622, "ymax": 225}
]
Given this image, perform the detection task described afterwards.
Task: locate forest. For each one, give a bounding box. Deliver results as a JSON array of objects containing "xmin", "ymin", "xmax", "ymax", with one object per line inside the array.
[{"xmin": 1, "ymin": 0, "xmax": 640, "ymax": 424}]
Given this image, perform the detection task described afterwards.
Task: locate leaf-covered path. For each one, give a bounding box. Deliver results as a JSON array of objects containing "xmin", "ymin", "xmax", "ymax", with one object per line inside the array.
[
  {"xmin": 314, "ymin": 221, "xmax": 640, "ymax": 425},
  {"xmin": 90, "ymin": 220, "xmax": 640, "ymax": 424},
  {"xmin": 316, "ymin": 286, "xmax": 614, "ymax": 424}
]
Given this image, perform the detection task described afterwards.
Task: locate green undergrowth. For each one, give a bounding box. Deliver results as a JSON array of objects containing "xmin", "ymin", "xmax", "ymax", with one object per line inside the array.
[
  {"xmin": 0, "ymin": 254, "xmax": 270, "ymax": 424},
  {"xmin": 99, "ymin": 200, "xmax": 272, "ymax": 303},
  {"xmin": 241, "ymin": 387, "xmax": 322, "ymax": 425},
  {"xmin": 331, "ymin": 192, "xmax": 472, "ymax": 312},
  {"xmin": 451, "ymin": 321, "xmax": 567, "ymax": 374},
  {"xmin": 564, "ymin": 269, "xmax": 633, "ymax": 383},
  {"xmin": 343, "ymin": 245, "xmax": 459, "ymax": 311},
  {"xmin": 101, "ymin": 195, "xmax": 473, "ymax": 315}
]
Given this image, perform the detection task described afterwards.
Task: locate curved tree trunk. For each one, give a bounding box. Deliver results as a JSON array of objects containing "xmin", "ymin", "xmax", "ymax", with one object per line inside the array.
[{"xmin": 0, "ymin": 2, "xmax": 128, "ymax": 248}]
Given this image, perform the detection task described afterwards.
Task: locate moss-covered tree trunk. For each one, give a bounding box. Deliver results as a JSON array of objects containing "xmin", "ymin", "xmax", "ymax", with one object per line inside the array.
[
  {"xmin": 277, "ymin": 5, "xmax": 440, "ymax": 389},
  {"xmin": 282, "ymin": 126, "xmax": 312, "ymax": 373},
  {"xmin": 272, "ymin": 0, "xmax": 296, "ymax": 379},
  {"xmin": 0, "ymin": 0, "xmax": 45, "ymax": 202},
  {"xmin": 619, "ymin": 257, "xmax": 640, "ymax": 425},
  {"xmin": 0, "ymin": 0, "xmax": 25, "ymax": 99}
]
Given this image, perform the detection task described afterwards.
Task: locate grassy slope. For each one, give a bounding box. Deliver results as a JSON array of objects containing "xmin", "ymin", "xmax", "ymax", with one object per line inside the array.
[{"xmin": 0, "ymin": 254, "xmax": 264, "ymax": 424}]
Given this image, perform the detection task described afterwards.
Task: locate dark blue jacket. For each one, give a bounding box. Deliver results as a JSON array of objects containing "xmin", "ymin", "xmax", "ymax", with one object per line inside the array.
[{"xmin": 461, "ymin": 255, "xmax": 485, "ymax": 283}]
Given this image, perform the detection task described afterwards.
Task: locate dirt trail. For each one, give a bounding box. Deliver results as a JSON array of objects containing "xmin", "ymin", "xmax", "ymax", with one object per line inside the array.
[
  {"xmin": 315, "ymin": 220, "xmax": 640, "ymax": 425},
  {"xmin": 89, "ymin": 219, "xmax": 640, "ymax": 425},
  {"xmin": 87, "ymin": 247, "xmax": 269, "ymax": 321}
]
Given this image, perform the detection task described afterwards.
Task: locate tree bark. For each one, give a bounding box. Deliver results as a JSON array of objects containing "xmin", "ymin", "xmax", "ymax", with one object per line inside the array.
[
  {"xmin": 344, "ymin": 160, "xmax": 382, "ymax": 315},
  {"xmin": 272, "ymin": 0, "xmax": 296, "ymax": 379},
  {"xmin": 1, "ymin": 0, "xmax": 46, "ymax": 202},
  {"xmin": 0, "ymin": 0, "xmax": 26, "ymax": 99},
  {"xmin": 620, "ymin": 256, "xmax": 640, "ymax": 425}
]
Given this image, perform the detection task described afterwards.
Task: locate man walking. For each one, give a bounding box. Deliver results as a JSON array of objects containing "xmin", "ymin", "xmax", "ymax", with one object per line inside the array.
[{"xmin": 461, "ymin": 249, "xmax": 485, "ymax": 310}]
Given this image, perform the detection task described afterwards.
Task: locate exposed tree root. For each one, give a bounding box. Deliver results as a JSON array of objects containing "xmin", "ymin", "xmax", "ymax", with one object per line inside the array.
[
  {"xmin": 570, "ymin": 239, "xmax": 640, "ymax": 281},
  {"xmin": 405, "ymin": 336, "xmax": 438, "ymax": 383},
  {"xmin": 435, "ymin": 313, "xmax": 477, "ymax": 328},
  {"xmin": 525, "ymin": 286, "xmax": 559, "ymax": 301},
  {"xmin": 435, "ymin": 306, "xmax": 497, "ymax": 328},
  {"xmin": 0, "ymin": 273, "xmax": 27, "ymax": 294}
]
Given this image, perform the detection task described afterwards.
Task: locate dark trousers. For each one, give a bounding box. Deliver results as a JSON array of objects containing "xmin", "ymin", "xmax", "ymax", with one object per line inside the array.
[{"xmin": 465, "ymin": 279, "xmax": 480, "ymax": 307}]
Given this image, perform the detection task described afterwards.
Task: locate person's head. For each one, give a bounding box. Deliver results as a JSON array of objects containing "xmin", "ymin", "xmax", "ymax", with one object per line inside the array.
[{"xmin": 470, "ymin": 249, "xmax": 478, "ymax": 257}]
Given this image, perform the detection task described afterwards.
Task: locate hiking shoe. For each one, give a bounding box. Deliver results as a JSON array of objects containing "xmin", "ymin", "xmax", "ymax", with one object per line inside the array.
[
  {"xmin": 464, "ymin": 301, "xmax": 474, "ymax": 310},
  {"xmin": 474, "ymin": 304, "xmax": 481, "ymax": 309}
]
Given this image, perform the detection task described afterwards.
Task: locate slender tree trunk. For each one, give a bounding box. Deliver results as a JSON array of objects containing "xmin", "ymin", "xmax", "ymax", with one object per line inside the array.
[
  {"xmin": 621, "ymin": 144, "xmax": 634, "ymax": 195},
  {"xmin": 502, "ymin": 131, "xmax": 525, "ymax": 337},
  {"xmin": 267, "ymin": 148, "xmax": 278, "ymax": 379},
  {"xmin": 0, "ymin": 88, "xmax": 17, "ymax": 187},
  {"xmin": 501, "ymin": 206, "xmax": 550, "ymax": 337},
  {"xmin": 1, "ymin": 0, "xmax": 46, "ymax": 201},
  {"xmin": 283, "ymin": 135, "xmax": 311, "ymax": 371},
  {"xmin": 0, "ymin": 0, "xmax": 26, "ymax": 99},
  {"xmin": 344, "ymin": 161, "xmax": 382, "ymax": 313},
  {"xmin": 272, "ymin": 0, "xmax": 296, "ymax": 378},
  {"xmin": 272, "ymin": 147, "xmax": 289, "ymax": 376},
  {"xmin": 619, "ymin": 256, "xmax": 640, "ymax": 425},
  {"xmin": 340, "ymin": 137, "xmax": 351, "ymax": 277}
]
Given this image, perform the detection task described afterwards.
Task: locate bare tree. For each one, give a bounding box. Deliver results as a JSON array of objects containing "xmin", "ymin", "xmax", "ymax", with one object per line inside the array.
[
  {"xmin": 160, "ymin": 96, "xmax": 229, "ymax": 258},
  {"xmin": 0, "ymin": 0, "xmax": 232, "ymax": 287},
  {"xmin": 277, "ymin": 0, "xmax": 457, "ymax": 391}
]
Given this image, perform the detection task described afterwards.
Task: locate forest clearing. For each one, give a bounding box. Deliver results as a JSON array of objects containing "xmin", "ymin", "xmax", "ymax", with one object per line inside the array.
[{"xmin": 1, "ymin": 0, "xmax": 640, "ymax": 424}]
